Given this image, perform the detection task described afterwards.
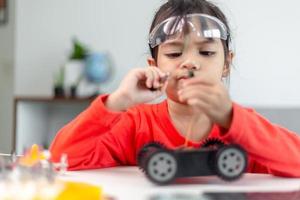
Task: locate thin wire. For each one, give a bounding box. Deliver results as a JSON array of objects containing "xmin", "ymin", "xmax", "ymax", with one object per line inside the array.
[
  {"xmin": 183, "ymin": 69, "xmax": 197, "ymax": 148},
  {"xmin": 183, "ymin": 114, "xmax": 198, "ymax": 147}
]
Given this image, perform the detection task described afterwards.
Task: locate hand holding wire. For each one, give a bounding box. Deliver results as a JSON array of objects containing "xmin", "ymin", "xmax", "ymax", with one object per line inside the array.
[
  {"xmin": 177, "ymin": 70, "xmax": 233, "ymax": 129},
  {"xmin": 106, "ymin": 67, "xmax": 170, "ymax": 111}
]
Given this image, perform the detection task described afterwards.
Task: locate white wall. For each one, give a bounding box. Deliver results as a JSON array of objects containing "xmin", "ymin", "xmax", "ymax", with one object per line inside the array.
[
  {"xmin": 215, "ymin": 0, "xmax": 300, "ymax": 107},
  {"xmin": 0, "ymin": 0, "xmax": 15, "ymax": 153},
  {"xmin": 14, "ymin": 0, "xmax": 162, "ymax": 96}
]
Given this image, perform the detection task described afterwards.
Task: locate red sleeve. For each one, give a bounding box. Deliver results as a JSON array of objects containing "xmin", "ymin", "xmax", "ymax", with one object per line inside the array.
[
  {"xmin": 50, "ymin": 94, "xmax": 138, "ymax": 170},
  {"xmin": 220, "ymin": 103, "xmax": 300, "ymax": 177}
]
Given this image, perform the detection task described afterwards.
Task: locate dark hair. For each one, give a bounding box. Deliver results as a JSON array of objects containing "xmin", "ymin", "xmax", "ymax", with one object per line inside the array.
[{"xmin": 149, "ymin": 0, "xmax": 231, "ymax": 66}]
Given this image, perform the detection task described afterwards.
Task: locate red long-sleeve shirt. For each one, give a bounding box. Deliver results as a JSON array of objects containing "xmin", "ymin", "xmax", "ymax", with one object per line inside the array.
[{"xmin": 50, "ymin": 95, "xmax": 300, "ymax": 177}]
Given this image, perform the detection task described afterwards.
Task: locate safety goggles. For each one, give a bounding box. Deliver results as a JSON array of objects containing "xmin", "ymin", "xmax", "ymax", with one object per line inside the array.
[{"xmin": 149, "ymin": 13, "xmax": 229, "ymax": 48}]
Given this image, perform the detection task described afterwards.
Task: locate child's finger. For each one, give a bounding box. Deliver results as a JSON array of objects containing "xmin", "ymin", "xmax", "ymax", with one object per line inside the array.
[
  {"xmin": 152, "ymin": 68, "xmax": 169, "ymax": 86},
  {"xmin": 187, "ymin": 98, "xmax": 209, "ymax": 113},
  {"xmin": 145, "ymin": 69, "xmax": 155, "ymax": 88},
  {"xmin": 178, "ymin": 84, "xmax": 214, "ymax": 97},
  {"xmin": 183, "ymin": 72, "xmax": 216, "ymax": 86},
  {"xmin": 149, "ymin": 67, "xmax": 169, "ymax": 90},
  {"xmin": 150, "ymin": 68, "xmax": 162, "ymax": 88},
  {"xmin": 152, "ymin": 67, "xmax": 169, "ymax": 78},
  {"xmin": 178, "ymin": 85, "xmax": 213, "ymax": 104}
]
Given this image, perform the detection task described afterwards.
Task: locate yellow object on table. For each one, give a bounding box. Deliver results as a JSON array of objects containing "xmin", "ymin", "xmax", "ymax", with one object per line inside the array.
[
  {"xmin": 0, "ymin": 144, "xmax": 107, "ymax": 200},
  {"xmin": 56, "ymin": 181, "xmax": 103, "ymax": 200},
  {"xmin": 19, "ymin": 144, "xmax": 48, "ymax": 167}
]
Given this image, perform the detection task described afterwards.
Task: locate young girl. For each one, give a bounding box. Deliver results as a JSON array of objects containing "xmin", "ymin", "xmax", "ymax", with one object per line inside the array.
[{"xmin": 50, "ymin": 0, "xmax": 300, "ymax": 177}]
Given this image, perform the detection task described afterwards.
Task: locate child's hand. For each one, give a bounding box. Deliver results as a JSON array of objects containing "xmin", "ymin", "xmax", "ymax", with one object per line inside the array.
[
  {"xmin": 106, "ymin": 67, "xmax": 169, "ymax": 111},
  {"xmin": 177, "ymin": 74, "xmax": 233, "ymax": 129}
]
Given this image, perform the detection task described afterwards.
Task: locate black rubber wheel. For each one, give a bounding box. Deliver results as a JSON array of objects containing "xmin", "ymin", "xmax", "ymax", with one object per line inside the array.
[
  {"xmin": 145, "ymin": 150, "xmax": 177, "ymax": 185},
  {"xmin": 137, "ymin": 142, "xmax": 165, "ymax": 169},
  {"xmin": 215, "ymin": 144, "xmax": 247, "ymax": 181}
]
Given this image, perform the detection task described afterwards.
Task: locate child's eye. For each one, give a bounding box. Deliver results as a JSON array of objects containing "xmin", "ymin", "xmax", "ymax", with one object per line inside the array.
[
  {"xmin": 165, "ymin": 53, "xmax": 182, "ymax": 58},
  {"xmin": 200, "ymin": 51, "xmax": 216, "ymax": 56}
]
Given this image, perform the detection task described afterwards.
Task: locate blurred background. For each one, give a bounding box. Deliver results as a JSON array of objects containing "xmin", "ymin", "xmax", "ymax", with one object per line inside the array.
[{"xmin": 1, "ymin": 0, "xmax": 300, "ymax": 154}]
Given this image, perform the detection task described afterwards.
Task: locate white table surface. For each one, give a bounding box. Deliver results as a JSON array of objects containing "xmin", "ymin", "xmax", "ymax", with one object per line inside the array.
[{"xmin": 58, "ymin": 166, "xmax": 300, "ymax": 200}]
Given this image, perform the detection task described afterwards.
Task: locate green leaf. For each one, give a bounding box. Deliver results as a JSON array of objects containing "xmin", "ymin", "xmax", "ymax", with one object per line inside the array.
[{"xmin": 69, "ymin": 37, "xmax": 89, "ymax": 60}]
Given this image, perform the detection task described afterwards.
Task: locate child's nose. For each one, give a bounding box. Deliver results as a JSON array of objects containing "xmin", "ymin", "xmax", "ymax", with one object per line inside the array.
[{"xmin": 179, "ymin": 60, "xmax": 201, "ymax": 71}]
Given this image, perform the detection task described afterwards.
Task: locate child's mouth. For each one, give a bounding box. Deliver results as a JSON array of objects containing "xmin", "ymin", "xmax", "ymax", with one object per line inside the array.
[{"xmin": 177, "ymin": 70, "xmax": 194, "ymax": 80}]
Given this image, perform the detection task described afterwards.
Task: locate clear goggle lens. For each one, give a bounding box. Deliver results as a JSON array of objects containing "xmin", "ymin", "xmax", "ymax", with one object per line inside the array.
[{"xmin": 149, "ymin": 14, "xmax": 228, "ymax": 48}]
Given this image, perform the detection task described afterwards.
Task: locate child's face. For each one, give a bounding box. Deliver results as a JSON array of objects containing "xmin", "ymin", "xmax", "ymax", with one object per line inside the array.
[{"xmin": 154, "ymin": 31, "xmax": 228, "ymax": 103}]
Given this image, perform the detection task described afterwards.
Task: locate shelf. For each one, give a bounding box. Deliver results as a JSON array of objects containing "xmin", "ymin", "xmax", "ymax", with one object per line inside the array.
[
  {"xmin": 12, "ymin": 96, "xmax": 96, "ymax": 154},
  {"xmin": 14, "ymin": 96, "xmax": 95, "ymax": 103}
]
